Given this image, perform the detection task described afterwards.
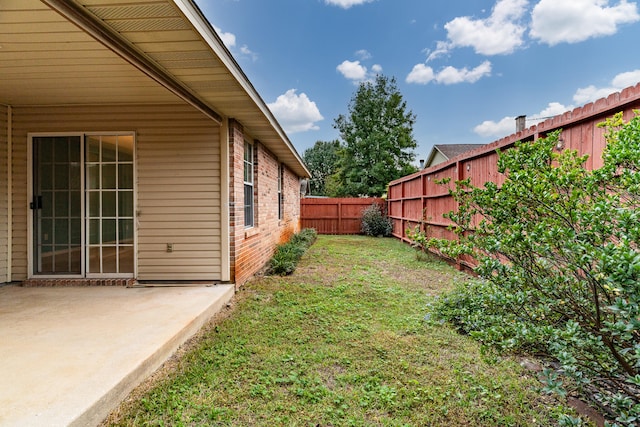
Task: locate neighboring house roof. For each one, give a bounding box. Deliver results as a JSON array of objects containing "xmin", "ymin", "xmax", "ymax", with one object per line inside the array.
[
  {"xmin": 424, "ymin": 144, "xmax": 485, "ymax": 168},
  {"xmin": 0, "ymin": 0, "xmax": 310, "ymax": 177}
]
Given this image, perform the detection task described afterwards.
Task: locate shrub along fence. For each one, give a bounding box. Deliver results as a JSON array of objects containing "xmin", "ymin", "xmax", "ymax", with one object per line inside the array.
[
  {"xmin": 387, "ymin": 83, "xmax": 640, "ymax": 269},
  {"xmin": 300, "ymin": 197, "xmax": 385, "ymax": 234}
]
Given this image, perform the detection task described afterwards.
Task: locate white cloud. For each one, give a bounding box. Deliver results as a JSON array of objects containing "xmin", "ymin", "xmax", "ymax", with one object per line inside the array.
[
  {"xmin": 538, "ymin": 102, "xmax": 572, "ymax": 118},
  {"xmin": 213, "ymin": 25, "xmax": 258, "ymax": 61},
  {"xmin": 443, "ymin": 0, "xmax": 528, "ymax": 55},
  {"xmin": 475, "ymin": 68, "xmax": 640, "ymax": 140},
  {"xmin": 612, "ymin": 69, "xmax": 640, "ymax": 87},
  {"xmin": 406, "ymin": 64, "xmax": 435, "ymax": 84},
  {"xmin": 426, "ymin": 40, "xmax": 453, "ymax": 62},
  {"xmin": 268, "ymin": 89, "xmax": 324, "ymax": 134},
  {"xmin": 530, "ymin": 0, "xmax": 640, "ymax": 45},
  {"xmin": 573, "ymin": 69, "xmax": 640, "ymax": 104},
  {"xmin": 474, "ymin": 116, "xmax": 517, "ymax": 138},
  {"xmin": 474, "ymin": 102, "xmax": 572, "ymax": 138},
  {"xmin": 573, "ymin": 86, "xmax": 617, "ymax": 105},
  {"xmin": 214, "ymin": 26, "xmax": 236, "ymax": 48},
  {"xmin": 240, "ymin": 45, "xmax": 258, "ymax": 61},
  {"xmin": 371, "ymin": 64, "xmax": 383, "ymax": 73},
  {"xmin": 406, "ymin": 61, "xmax": 492, "ymax": 85},
  {"xmin": 325, "ymin": 0, "xmax": 374, "ymax": 8},
  {"xmin": 355, "ymin": 49, "xmax": 372, "ymax": 60},
  {"xmin": 419, "ymin": 0, "xmax": 638, "ymax": 87},
  {"xmin": 437, "ymin": 61, "xmax": 493, "ymax": 84},
  {"xmin": 336, "ymin": 60, "xmax": 382, "ymax": 82},
  {"xmin": 337, "ymin": 60, "xmax": 368, "ymax": 81}
]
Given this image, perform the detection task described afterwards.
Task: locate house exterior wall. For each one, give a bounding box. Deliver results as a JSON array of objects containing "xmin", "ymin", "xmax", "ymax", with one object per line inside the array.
[
  {"xmin": 426, "ymin": 151, "xmax": 447, "ymax": 168},
  {"xmin": 0, "ymin": 105, "xmax": 8, "ymax": 283},
  {"xmin": 228, "ymin": 120, "xmax": 301, "ymax": 287},
  {"xmin": 10, "ymin": 104, "xmax": 223, "ymax": 282}
]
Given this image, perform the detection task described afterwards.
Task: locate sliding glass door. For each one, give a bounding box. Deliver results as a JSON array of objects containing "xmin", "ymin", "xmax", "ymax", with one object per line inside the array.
[
  {"xmin": 32, "ymin": 136, "xmax": 82, "ymax": 274},
  {"xmin": 32, "ymin": 134, "xmax": 135, "ymax": 277},
  {"xmin": 85, "ymin": 135, "xmax": 134, "ymax": 275}
]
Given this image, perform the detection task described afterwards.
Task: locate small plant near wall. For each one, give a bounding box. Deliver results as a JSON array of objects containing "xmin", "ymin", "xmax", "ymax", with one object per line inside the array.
[
  {"xmin": 268, "ymin": 228, "xmax": 318, "ymax": 276},
  {"xmin": 361, "ymin": 203, "xmax": 393, "ymax": 237},
  {"xmin": 417, "ymin": 112, "xmax": 640, "ymax": 426},
  {"xmin": 406, "ymin": 210, "xmax": 443, "ymax": 258}
]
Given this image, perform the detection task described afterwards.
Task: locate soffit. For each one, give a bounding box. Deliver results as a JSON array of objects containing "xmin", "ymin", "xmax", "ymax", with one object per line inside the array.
[
  {"xmin": 0, "ymin": 0, "xmax": 309, "ymax": 177},
  {"xmin": 0, "ymin": 0, "xmax": 177, "ymax": 106}
]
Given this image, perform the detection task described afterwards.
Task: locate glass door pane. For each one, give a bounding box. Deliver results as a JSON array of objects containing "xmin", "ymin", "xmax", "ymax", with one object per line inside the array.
[
  {"xmin": 85, "ymin": 135, "xmax": 134, "ymax": 275},
  {"xmin": 33, "ymin": 136, "xmax": 82, "ymax": 274}
]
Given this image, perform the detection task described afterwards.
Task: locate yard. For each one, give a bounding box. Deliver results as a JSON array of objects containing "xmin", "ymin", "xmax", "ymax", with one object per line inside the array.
[{"xmin": 103, "ymin": 235, "xmax": 577, "ymax": 426}]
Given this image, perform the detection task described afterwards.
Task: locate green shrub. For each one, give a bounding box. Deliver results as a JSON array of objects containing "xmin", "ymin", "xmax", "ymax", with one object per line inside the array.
[
  {"xmin": 419, "ymin": 112, "xmax": 640, "ymax": 426},
  {"xmin": 290, "ymin": 227, "xmax": 318, "ymax": 247},
  {"xmin": 361, "ymin": 203, "xmax": 392, "ymax": 237},
  {"xmin": 268, "ymin": 228, "xmax": 317, "ymax": 275}
]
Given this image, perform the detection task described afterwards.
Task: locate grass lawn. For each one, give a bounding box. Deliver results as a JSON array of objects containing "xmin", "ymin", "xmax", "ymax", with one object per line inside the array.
[{"xmin": 104, "ymin": 235, "xmax": 575, "ymax": 426}]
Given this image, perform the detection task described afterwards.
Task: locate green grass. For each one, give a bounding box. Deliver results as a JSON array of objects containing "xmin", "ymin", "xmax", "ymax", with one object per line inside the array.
[{"xmin": 105, "ymin": 235, "xmax": 575, "ymax": 426}]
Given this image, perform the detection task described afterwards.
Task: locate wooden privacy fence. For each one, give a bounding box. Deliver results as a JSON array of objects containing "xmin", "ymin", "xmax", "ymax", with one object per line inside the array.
[
  {"xmin": 300, "ymin": 198, "xmax": 384, "ymax": 234},
  {"xmin": 388, "ymin": 83, "xmax": 640, "ymax": 269}
]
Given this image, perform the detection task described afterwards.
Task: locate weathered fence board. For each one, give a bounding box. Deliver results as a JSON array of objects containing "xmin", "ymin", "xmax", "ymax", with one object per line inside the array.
[
  {"xmin": 388, "ymin": 83, "xmax": 640, "ymax": 269},
  {"xmin": 300, "ymin": 198, "xmax": 384, "ymax": 235}
]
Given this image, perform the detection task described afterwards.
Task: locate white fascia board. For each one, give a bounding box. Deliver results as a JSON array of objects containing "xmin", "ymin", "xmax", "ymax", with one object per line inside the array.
[{"xmin": 172, "ymin": 0, "xmax": 310, "ymax": 177}]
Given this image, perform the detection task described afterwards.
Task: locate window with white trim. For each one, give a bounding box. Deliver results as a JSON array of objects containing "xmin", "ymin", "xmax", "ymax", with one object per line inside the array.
[{"xmin": 244, "ymin": 141, "xmax": 254, "ymax": 228}]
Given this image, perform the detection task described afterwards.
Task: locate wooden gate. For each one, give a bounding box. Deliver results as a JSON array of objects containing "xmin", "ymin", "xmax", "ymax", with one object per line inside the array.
[{"xmin": 300, "ymin": 198, "xmax": 384, "ymax": 234}]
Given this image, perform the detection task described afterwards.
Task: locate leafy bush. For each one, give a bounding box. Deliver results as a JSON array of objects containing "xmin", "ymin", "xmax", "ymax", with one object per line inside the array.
[
  {"xmin": 268, "ymin": 228, "xmax": 317, "ymax": 276},
  {"xmin": 361, "ymin": 203, "xmax": 392, "ymax": 237},
  {"xmin": 416, "ymin": 112, "xmax": 640, "ymax": 426},
  {"xmin": 289, "ymin": 227, "xmax": 318, "ymax": 247}
]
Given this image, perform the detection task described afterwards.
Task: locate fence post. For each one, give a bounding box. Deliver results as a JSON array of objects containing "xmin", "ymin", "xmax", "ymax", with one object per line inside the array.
[
  {"xmin": 455, "ymin": 160, "xmax": 464, "ymax": 270},
  {"xmin": 400, "ymin": 209, "xmax": 404, "ymax": 240}
]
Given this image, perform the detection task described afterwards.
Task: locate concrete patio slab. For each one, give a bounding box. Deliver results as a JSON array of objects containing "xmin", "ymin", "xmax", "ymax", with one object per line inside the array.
[{"xmin": 0, "ymin": 284, "xmax": 235, "ymax": 427}]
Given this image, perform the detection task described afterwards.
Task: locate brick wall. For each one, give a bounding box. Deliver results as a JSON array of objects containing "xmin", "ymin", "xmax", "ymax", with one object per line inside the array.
[
  {"xmin": 228, "ymin": 119, "xmax": 301, "ymax": 287},
  {"xmin": 228, "ymin": 119, "xmax": 244, "ymax": 285},
  {"xmin": 283, "ymin": 163, "xmax": 301, "ymax": 237}
]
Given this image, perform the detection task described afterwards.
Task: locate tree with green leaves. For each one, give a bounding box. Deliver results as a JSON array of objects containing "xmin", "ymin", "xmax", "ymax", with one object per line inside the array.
[
  {"xmin": 333, "ymin": 75, "xmax": 418, "ymax": 197},
  {"xmin": 302, "ymin": 140, "xmax": 341, "ymax": 196},
  {"xmin": 413, "ymin": 113, "xmax": 640, "ymax": 425}
]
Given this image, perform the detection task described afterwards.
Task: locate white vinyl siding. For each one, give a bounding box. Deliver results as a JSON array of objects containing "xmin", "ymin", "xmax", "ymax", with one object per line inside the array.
[
  {"xmin": 11, "ymin": 104, "xmax": 222, "ymax": 281},
  {"xmin": 0, "ymin": 105, "xmax": 8, "ymax": 282},
  {"xmin": 136, "ymin": 126, "xmax": 221, "ymax": 280}
]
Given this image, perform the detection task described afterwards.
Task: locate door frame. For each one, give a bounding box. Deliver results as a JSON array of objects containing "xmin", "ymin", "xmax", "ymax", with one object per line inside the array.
[{"xmin": 27, "ymin": 132, "xmax": 137, "ymax": 279}]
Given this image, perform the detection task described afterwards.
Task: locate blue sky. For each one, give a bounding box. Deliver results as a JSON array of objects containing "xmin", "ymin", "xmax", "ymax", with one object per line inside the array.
[{"xmin": 197, "ymin": 0, "xmax": 640, "ymax": 163}]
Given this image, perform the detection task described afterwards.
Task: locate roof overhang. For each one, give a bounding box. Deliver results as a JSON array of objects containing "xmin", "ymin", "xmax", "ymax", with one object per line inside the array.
[
  {"xmin": 425, "ymin": 146, "xmax": 445, "ymax": 167},
  {"xmin": 0, "ymin": 0, "xmax": 310, "ymax": 177}
]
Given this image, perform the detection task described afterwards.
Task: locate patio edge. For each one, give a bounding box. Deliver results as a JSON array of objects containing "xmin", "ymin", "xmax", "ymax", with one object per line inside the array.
[{"xmin": 71, "ymin": 284, "xmax": 235, "ymax": 427}]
